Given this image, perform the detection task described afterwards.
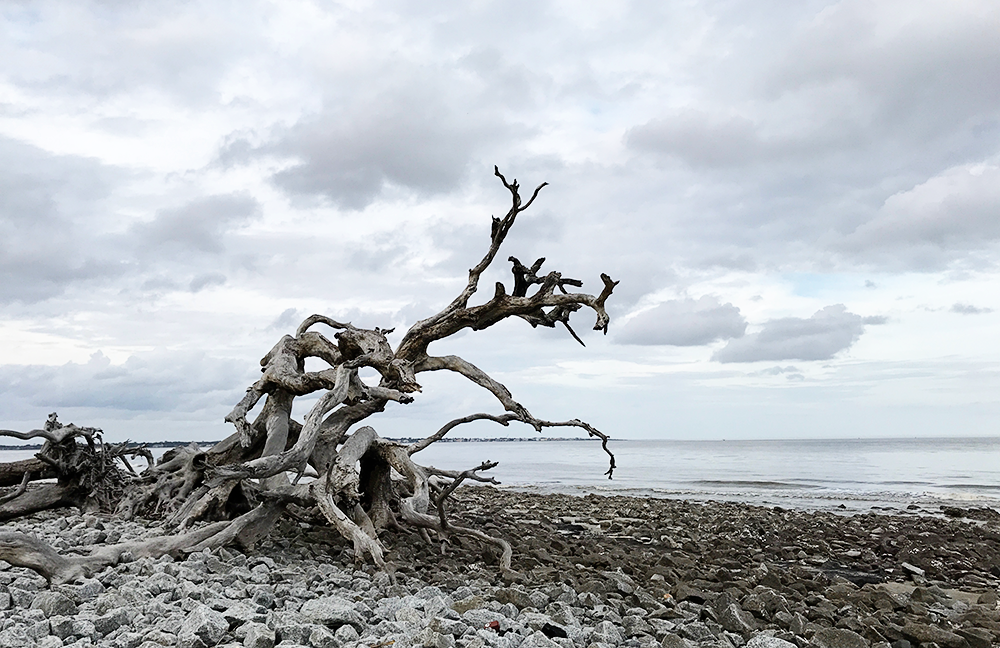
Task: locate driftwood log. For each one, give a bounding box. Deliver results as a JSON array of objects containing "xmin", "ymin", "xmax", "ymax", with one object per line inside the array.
[{"xmin": 0, "ymin": 168, "xmax": 617, "ymax": 585}]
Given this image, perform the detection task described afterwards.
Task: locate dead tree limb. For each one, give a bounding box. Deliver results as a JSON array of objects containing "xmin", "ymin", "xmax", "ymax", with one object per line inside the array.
[{"xmin": 0, "ymin": 168, "xmax": 616, "ymax": 583}]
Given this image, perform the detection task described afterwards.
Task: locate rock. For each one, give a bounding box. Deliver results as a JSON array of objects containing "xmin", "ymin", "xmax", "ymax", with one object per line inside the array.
[
  {"xmin": 812, "ymin": 628, "xmax": 870, "ymax": 648},
  {"xmin": 899, "ymin": 563, "xmax": 924, "ymax": 578},
  {"xmin": 591, "ymin": 620, "xmax": 625, "ymax": 645},
  {"xmin": 674, "ymin": 583, "xmax": 710, "ymax": 604},
  {"xmin": 95, "ymin": 608, "xmax": 132, "ymax": 636},
  {"xmin": 745, "ymin": 635, "xmax": 797, "ymax": 648},
  {"xmin": 0, "ymin": 626, "xmax": 30, "ymax": 648},
  {"xmin": 300, "ymin": 596, "xmax": 366, "ymax": 631},
  {"xmin": 718, "ymin": 604, "xmax": 757, "ymax": 635},
  {"xmin": 522, "ymin": 631, "xmax": 562, "ymax": 648},
  {"xmin": 178, "ymin": 604, "xmax": 230, "ymax": 648},
  {"xmin": 243, "ymin": 622, "xmax": 276, "ymax": 648},
  {"xmin": 454, "ymin": 595, "xmax": 488, "ymax": 614},
  {"xmin": 37, "ymin": 636, "xmax": 63, "ymax": 648},
  {"xmin": 662, "ymin": 634, "xmax": 695, "ymax": 648},
  {"xmin": 49, "ymin": 615, "xmax": 76, "ymax": 639},
  {"xmin": 335, "ymin": 623, "xmax": 360, "ymax": 642},
  {"xmin": 901, "ymin": 623, "xmax": 965, "ymax": 648},
  {"xmin": 31, "ymin": 591, "xmax": 79, "ymax": 617},
  {"xmin": 497, "ymin": 588, "xmax": 537, "ymax": 610},
  {"xmin": 956, "ymin": 628, "xmax": 991, "ymax": 648}
]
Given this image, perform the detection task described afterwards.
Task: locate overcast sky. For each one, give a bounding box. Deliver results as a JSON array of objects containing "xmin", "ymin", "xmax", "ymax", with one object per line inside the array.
[{"xmin": 2, "ymin": 0, "xmax": 999, "ymax": 443}]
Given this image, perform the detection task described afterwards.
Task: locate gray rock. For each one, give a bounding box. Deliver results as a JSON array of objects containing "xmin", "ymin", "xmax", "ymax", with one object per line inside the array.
[
  {"xmin": 244, "ymin": 622, "xmax": 276, "ymax": 648},
  {"xmin": 95, "ymin": 608, "xmax": 132, "ymax": 636},
  {"xmin": 623, "ymin": 615, "xmax": 652, "ymax": 638},
  {"xmin": 419, "ymin": 628, "xmax": 458, "ymax": 648},
  {"xmin": 178, "ymin": 604, "xmax": 230, "ymax": 648},
  {"xmin": 308, "ymin": 624, "xmax": 340, "ymax": 648},
  {"xmin": 32, "ymin": 591, "xmax": 79, "ymax": 617},
  {"xmin": 335, "ymin": 624, "xmax": 360, "ymax": 642},
  {"xmin": 496, "ymin": 589, "xmax": 536, "ymax": 610},
  {"xmin": 37, "ymin": 636, "xmax": 64, "ymax": 648},
  {"xmin": 745, "ymin": 635, "xmax": 797, "ymax": 648},
  {"xmin": 661, "ymin": 636, "xmax": 694, "ymax": 648},
  {"xmin": 463, "ymin": 609, "xmax": 506, "ymax": 631},
  {"xmin": 521, "ymin": 631, "xmax": 561, "ymax": 648},
  {"xmin": 300, "ymin": 596, "xmax": 366, "ymax": 631},
  {"xmin": 956, "ymin": 628, "xmax": 992, "ymax": 648},
  {"xmin": 591, "ymin": 621, "xmax": 625, "ymax": 645},
  {"xmin": 901, "ymin": 623, "xmax": 963, "ymax": 648},
  {"xmin": 72, "ymin": 617, "xmax": 99, "ymax": 640},
  {"xmin": 717, "ymin": 605, "xmax": 756, "ymax": 635},
  {"xmin": 431, "ymin": 616, "xmax": 470, "ymax": 637},
  {"xmin": 50, "ymin": 615, "xmax": 76, "ymax": 639},
  {"xmin": 812, "ymin": 628, "xmax": 869, "ymax": 648},
  {"xmin": 0, "ymin": 626, "xmax": 31, "ymax": 648}
]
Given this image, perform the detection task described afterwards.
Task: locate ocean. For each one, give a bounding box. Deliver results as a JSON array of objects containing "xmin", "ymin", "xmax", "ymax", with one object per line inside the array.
[
  {"xmin": 3, "ymin": 436, "xmax": 999, "ymax": 514},
  {"xmin": 409, "ymin": 436, "xmax": 1000, "ymax": 513}
]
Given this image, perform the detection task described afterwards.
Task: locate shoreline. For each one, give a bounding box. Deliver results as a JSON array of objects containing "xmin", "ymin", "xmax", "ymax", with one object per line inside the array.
[{"xmin": 1, "ymin": 488, "xmax": 998, "ymax": 648}]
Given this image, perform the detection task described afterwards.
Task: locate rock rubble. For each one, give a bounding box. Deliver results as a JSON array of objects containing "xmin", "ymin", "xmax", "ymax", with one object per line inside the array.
[{"xmin": 0, "ymin": 489, "xmax": 997, "ymax": 648}]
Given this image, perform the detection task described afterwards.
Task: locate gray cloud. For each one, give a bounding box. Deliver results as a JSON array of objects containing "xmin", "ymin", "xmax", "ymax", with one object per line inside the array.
[
  {"xmin": 131, "ymin": 193, "xmax": 260, "ymax": 255},
  {"xmin": 0, "ymin": 350, "xmax": 251, "ymax": 414},
  {"xmin": 713, "ymin": 305, "xmax": 884, "ymax": 363},
  {"xmin": 626, "ymin": 111, "xmax": 767, "ymax": 168},
  {"xmin": 0, "ymin": 136, "xmax": 122, "ymax": 304},
  {"xmin": 616, "ymin": 296, "xmax": 746, "ymax": 346},
  {"xmin": 220, "ymin": 70, "xmax": 510, "ymax": 210},
  {"xmin": 841, "ymin": 166, "xmax": 1000, "ymax": 262},
  {"xmin": 951, "ymin": 303, "xmax": 994, "ymax": 315}
]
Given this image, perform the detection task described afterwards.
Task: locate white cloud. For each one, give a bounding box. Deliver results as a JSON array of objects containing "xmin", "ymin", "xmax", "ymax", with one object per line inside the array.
[
  {"xmin": 1, "ymin": 1, "xmax": 1000, "ymax": 440},
  {"xmin": 616, "ymin": 296, "xmax": 746, "ymax": 346},
  {"xmin": 713, "ymin": 305, "xmax": 884, "ymax": 363}
]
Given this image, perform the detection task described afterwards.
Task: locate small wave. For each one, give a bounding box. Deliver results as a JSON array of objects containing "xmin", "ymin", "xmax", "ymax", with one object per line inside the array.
[
  {"xmin": 935, "ymin": 483, "xmax": 1000, "ymax": 492},
  {"xmin": 691, "ymin": 480, "xmax": 820, "ymax": 489}
]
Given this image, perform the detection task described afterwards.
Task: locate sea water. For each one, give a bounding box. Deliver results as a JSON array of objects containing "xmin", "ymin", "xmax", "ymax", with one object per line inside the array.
[
  {"xmin": 3, "ymin": 437, "xmax": 998, "ymax": 513},
  {"xmin": 408, "ymin": 437, "xmax": 1000, "ymax": 513}
]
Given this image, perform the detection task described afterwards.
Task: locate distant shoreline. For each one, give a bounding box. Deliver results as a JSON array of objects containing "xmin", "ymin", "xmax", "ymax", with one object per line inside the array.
[{"xmin": 0, "ymin": 436, "xmax": 596, "ymax": 450}]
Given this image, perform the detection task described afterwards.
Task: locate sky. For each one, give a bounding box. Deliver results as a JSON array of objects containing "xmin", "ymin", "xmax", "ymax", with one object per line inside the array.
[{"xmin": 1, "ymin": 0, "xmax": 999, "ymax": 443}]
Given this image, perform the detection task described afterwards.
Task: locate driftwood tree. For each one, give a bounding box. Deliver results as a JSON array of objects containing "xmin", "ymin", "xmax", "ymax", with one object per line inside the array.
[{"xmin": 0, "ymin": 168, "xmax": 617, "ymax": 584}]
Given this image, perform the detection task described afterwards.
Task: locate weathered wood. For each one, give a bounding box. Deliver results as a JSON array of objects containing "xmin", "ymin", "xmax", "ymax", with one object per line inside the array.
[
  {"xmin": 0, "ymin": 168, "xmax": 616, "ymax": 583},
  {"xmin": 0, "ymin": 458, "xmax": 56, "ymax": 487}
]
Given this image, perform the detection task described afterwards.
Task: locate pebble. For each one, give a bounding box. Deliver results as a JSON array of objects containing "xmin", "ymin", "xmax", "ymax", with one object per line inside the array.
[{"xmin": 0, "ymin": 493, "xmax": 997, "ymax": 648}]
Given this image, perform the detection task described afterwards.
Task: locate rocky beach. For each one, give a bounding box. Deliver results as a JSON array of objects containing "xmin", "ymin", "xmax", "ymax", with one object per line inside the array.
[{"xmin": 1, "ymin": 488, "xmax": 999, "ymax": 648}]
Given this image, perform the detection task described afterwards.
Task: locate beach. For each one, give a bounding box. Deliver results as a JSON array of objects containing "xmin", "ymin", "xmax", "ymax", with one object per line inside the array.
[{"xmin": 1, "ymin": 487, "xmax": 999, "ymax": 648}]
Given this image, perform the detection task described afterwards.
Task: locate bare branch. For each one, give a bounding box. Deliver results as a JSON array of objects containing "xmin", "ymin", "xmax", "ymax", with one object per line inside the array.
[{"xmin": 408, "ymin": 413, "xmax": 517, "ymax": 455}]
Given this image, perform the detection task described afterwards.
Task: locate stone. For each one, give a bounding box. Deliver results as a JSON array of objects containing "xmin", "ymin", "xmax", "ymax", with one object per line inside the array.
[
  {"xmin": 50, "ymin": 615, "xmax": 76, "ymax": 639},
  {"xmin": 718, "ymin": 604, "xmax": 757, "ymax": 635},
  {"xmin": 661, "ymin": 634, "xmax": 695, "ymax": 648},
  {"xmin": 812, "ymin": 628, "xmax": 869, "ymax": 648},
  {"xmin": 745, "ymin": 635, "xmax": 797, "ymax": 648},
  {"xmin": 455, "ymin": 596, "xmax": 489, "ymax": 614},
  {"xmin": 901, "ymin": 623, "xmax": 965, "ymax": 648},
  {"xmin": 32, "ymin": 591, "xmax": 79, "ymax": 617},
  {"xmin": 497, "ymin": 588, "xmax": 536, "ymax": 610},
  {"xmin": 37, "ymin": 636, "xmax": 64, "ymax": 648},
  {"xmin": 178, "ymin": 604, "xmax": 230, "ymax": 648},
  {"xmin": 0, "ymin": 626, "xmax": 30, "ymax": 648},
  {"xmin": 956, "ymin": 629, "xmax": 991, "ymax": 648},
  {"xmin": 334, "ymin": 624, "xmax": 360, "ymax": 642},
  {"xmin": 243, "ymin": 622, "xmax": 276, "ymax": 648},
  {"xmin": 95, "ymin": 608, "xmax": 132, "ymax": 636},
  {"xmin": 300, "ymin": 596, "xmax": 366, "ymax": 631},
  {"xmin": 591, "ymin": 621, "xmax": 625, "ymax": 645}
]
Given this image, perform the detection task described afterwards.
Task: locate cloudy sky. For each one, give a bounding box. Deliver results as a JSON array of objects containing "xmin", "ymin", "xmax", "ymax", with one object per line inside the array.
[{"xmin": 2, "ymin": 0, "xmax": 999, "ymax": 443}]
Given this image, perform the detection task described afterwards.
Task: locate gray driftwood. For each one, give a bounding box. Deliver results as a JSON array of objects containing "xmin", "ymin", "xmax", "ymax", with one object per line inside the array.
[{"xmin": 0, "ymin": 168, "xmax": 617, "ymax": 584}]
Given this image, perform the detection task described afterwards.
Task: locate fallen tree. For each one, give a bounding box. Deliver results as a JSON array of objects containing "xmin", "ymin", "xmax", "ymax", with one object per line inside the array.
[{"xmin": 0, "ymin": 168, "xmax": 617, "ymax": 584}]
